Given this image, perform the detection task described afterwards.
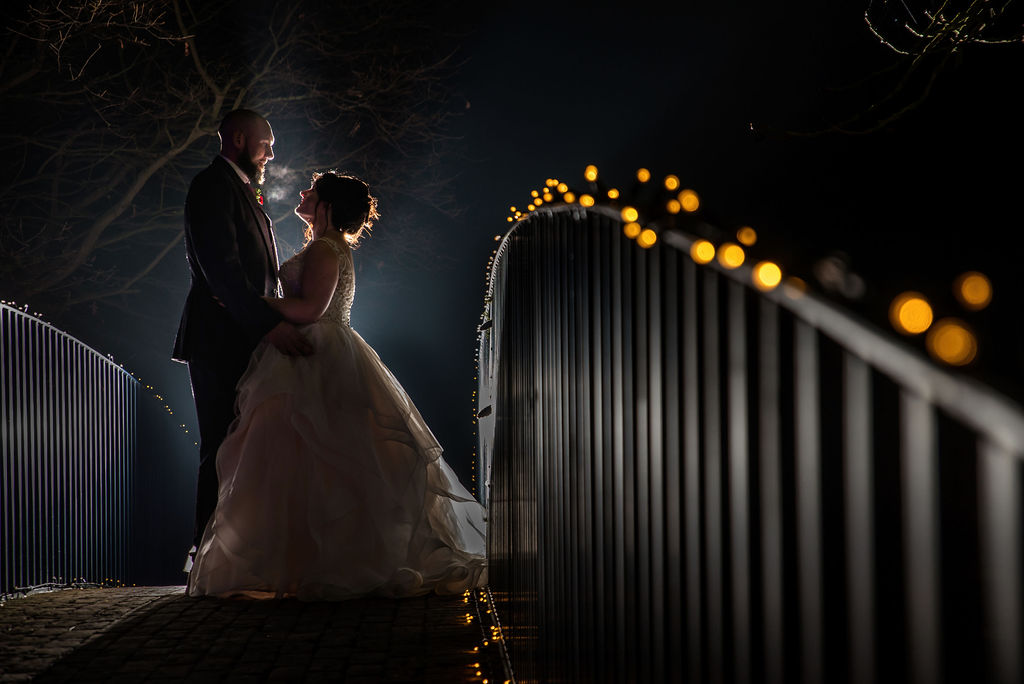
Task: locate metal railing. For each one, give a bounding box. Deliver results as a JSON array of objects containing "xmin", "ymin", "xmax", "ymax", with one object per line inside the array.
[
  {"xmin": 1, "ymin": 302, "xmax": 137, "ymax": 596},
  {"xmin": 478, "ymin": 205, "xmax": 1024, "ymax": 683}
]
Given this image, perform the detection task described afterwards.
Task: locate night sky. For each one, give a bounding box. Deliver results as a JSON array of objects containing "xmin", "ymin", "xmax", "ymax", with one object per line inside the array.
[{"xmin": 6, "ymin": 2, "xmax": 1024, "ymax": 487}]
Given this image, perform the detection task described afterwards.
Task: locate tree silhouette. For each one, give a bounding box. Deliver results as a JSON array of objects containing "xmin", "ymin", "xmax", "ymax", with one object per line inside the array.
[
  {"xmin": 0, "ymin": 0, "xmax": 464, "ymax": 312},
  {"xmin": 753, "ymin": 0, "xmax": 1024, "ymax": 139}
]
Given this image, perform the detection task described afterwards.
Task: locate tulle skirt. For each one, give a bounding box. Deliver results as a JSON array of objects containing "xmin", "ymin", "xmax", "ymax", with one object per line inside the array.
[{"xmin": 187, "ymin": 320, "xmax": 487, "ymax": 600}]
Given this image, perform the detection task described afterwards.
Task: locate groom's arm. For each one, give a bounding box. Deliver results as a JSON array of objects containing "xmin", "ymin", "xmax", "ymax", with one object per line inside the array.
[{"xmin": 185, "ymin": 173, "xmax": 282, "ymax": 343}]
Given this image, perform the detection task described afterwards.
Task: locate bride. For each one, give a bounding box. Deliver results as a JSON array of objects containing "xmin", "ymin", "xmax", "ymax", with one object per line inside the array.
[{"xmin": 187, "ymin": 171, "xmax": 487, "ymax": 600}]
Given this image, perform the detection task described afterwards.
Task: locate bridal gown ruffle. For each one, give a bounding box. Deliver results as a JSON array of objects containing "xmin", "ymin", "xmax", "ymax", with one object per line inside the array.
[{"xmin": 187, "ymin": 234, "xmax": 486, "ymax": 600}]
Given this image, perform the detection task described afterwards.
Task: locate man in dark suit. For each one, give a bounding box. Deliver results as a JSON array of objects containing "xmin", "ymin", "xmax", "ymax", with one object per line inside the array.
[{"xmin": 172, "ymin": 109, "xmax": 312, "ymax": 571}]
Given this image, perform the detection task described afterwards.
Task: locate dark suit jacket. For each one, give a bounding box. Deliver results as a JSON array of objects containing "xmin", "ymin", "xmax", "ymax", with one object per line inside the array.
[{"xmin": 172, "ymin": 156, "xmax": 283, "ymax": 364}]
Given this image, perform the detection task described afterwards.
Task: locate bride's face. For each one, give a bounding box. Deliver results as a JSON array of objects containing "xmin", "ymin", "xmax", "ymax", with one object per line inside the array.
[{"xmin": 295, "ymin": 185, "xmax": 318, "ymax": 223}]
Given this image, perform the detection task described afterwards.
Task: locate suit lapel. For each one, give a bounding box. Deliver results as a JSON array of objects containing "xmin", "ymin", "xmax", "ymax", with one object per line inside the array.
[{"xmin": 236, "ymin": 176, "xmax": 280, "ymax": 272}]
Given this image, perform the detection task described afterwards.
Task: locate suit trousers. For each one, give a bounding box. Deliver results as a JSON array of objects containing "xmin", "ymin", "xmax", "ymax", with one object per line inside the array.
[{"xmin": 187, "ymin": 346, "xmax": 253, "ymax": 549}]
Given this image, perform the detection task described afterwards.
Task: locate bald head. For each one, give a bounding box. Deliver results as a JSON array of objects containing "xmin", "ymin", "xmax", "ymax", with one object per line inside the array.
[{"xmin": 218, "ymin": 109, "xmax": 266, "ymax": 151}]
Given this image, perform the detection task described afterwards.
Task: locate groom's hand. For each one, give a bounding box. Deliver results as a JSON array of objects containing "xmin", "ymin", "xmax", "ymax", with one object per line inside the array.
[{"xmin": 265, "ymin": 321, "xmax": 314, "ymax": 356}]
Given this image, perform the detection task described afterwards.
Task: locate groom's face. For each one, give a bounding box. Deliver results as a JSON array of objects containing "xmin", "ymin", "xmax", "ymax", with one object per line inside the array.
[{"xmin": 238, "ymin": 120, "xmax": 275, "ymax": 185}]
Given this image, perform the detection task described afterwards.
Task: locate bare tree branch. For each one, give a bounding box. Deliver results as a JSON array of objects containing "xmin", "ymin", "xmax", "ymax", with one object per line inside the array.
[{"xmin": 0, "ymin": 0, "xmax": 465, "ymax": 316}]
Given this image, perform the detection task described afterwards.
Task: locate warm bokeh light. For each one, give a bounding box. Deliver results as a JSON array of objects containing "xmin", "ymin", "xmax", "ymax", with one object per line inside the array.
[
  {"xmin": 623, "ymin": 222, "xmax": 642, "ymax": 239},
  {"xmin": 585, "ymin": 165, "xmax": 598, "ymax": 181},
  {"xmin": 954, "ymin": 271, "xmax": 992, "ymax": 310},
  {"xmin": 753, "ymin": 261, "xmax": 782, "ymax": 291},
  {"xmin": 737, "ymin": 226, "xmax": 757, "ymax": 246},
  {"xmin": 579, "ymin": 194, "xmax": 595, "ymax": 207},
  {"xmin": 531, "ymin": 190, "xmax": 539, "ymax": 198},
  {"xmin": 546, "ymin": 178, "xmax": 558, "ymax": 187},
  {"xmin": 718, "ymin": 242, "xmax": 745, "ymax": 269},
  {"xmin": 637, "ymin": 168, "xmax": 651, "ymax": 182},
  {"xmin": 784, "ymin": 276, "xmax": 808, "ymax": 299},
  {"xmin": 527, "ymin": 204, "xmax": 536, "ymax": 211},
  {"xmin": 889, "ymin": 292, "xmax": 933, "ymax": 335},
  {"xmin": 620, "ymin": 206, "xmax": 639, "ymax": 223},
  {"xmin": 534, "ymin": 197, "xmax": 543, "ymax": 205},
  {"xmin": 927, "ymin": 318, "xmax": 977, "ymax": 366},
  {"xmin": 563, "ymin": 192, "xmax": 576, "ymax": 203},
  {"xmin": 666, "ymin": 199, "xmax": 681, "ymax": 214},
  {"xmin": 557, "ymin": 182, "xmax": 568, "ymax": 193},
  {"xmin": 506, "ymin": 216, "xmax": 513, "ymax": 222},
  {"xmin": 494, "ymin": 235, "xmax": 502, "ymax": 240},
  {"xmin": 690, "ymin": 239, "xmax": 715, "ymax": 264},
  {"xmin": 664, "ymin": 174, "xmax": 680, "ymax": 191},
  {"xmin": 509, "ymin": 206, "xmax": 516, "ymax": 212},
  {"xmin": 678, "ymin": 189, "xmax": 700, "ymax": 212},
  {"xmin": 638, "ymin": 229, "xmax": 657, "ymax": 248},
  {"xmin": 607, "ymin": 188, "xmax": 620, "ymax": 199}
]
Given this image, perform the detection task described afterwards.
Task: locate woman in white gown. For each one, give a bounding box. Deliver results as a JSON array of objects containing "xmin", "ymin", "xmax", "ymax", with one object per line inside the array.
[{"xmin": 187, "ymin": 172, "xmax": 487, "ymax": 600}]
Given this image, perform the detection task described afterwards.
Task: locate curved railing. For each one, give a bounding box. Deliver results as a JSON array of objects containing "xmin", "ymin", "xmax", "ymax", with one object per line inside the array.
[
  {"xmin": 478, "ymin": 205, "xmax": 1024, "ymax": 683},
  {"xmin": 1, "ymin": 302, "xmax": 137, "ymax": 596}
]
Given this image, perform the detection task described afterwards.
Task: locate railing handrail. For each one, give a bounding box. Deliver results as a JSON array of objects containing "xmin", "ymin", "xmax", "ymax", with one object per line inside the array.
[
  {"xmin": 488, "ymin": 205, "xmax": 1024, "ymax": 456},
  {"xmin": 0, "ymin": 302, "xmax": 137, "ymax": 383}
]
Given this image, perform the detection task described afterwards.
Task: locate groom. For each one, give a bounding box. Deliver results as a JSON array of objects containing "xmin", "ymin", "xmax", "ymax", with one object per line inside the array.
[{"xmin": 172, "ymin": 109, "xmax": 312, "ymax": 571}]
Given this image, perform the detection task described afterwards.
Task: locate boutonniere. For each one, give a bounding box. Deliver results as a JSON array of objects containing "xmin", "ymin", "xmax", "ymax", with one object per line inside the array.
[{"xmin": 254, "ymin": 187, "xmax": 264, "ymax": 206}]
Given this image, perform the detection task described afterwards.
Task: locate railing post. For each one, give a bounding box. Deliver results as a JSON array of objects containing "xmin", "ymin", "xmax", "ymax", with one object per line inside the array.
[
  {"xmin": 978, "ymin": 439, "xmax": 1022, "ymax": 684},
  {"xmin": 728, "ymin": 281, "xmax": 751, "ymax": 684},
  {"xmin": 795, "ymin": 319, "xmax": 823, "ymax": 684},
  {"xmin": 901, "ymin": 391, "xmax": 941, "ymax": 684},
  {"xmin": 843, "ymin": 353, "xmax": 876, "ymax": 684},
  {"xmin": 683, "ymin": 256, "xmax": 703, "ymax": 684}
]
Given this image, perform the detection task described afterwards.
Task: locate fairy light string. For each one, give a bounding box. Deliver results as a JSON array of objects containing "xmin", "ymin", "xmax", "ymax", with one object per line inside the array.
[{"xmin": 485, "ymin": 166, "xmax": 994, "ymax": 370}]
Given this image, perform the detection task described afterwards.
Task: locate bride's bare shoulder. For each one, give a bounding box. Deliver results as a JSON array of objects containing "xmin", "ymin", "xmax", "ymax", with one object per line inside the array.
[{"xmin": 313, "ymin": 234, "xmax": 349, "ymax": 257}]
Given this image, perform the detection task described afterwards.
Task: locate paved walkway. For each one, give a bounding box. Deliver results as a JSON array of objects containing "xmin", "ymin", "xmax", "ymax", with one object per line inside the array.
[{"xmin": 0, "ymin": 586, "xmax": 506, "ymax": 682}]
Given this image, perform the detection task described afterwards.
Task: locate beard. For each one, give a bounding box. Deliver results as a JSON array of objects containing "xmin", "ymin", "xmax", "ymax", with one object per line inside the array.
[{"xmin": 236, "ymin": 149, "xmax": 266, "ymax": 185}]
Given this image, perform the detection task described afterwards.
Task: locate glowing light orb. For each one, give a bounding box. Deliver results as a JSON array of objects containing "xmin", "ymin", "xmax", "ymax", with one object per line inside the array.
[
  {"xmin": 690, "ymin": 239, "xmax": 715, "ymax": 264},
  {"xmin": 889, "ymin": 292, "xmax": 933, "ymax": 335},
  {"xmin": 679, "ymin": 189, "xmax": 700, "ymax": 212},
  {"xmin": 623, "ymin": 222, "xmax": 642, "ymax": 239},
  {"xmin": 534, "ymin": 197, "xmax": 543, "ymax": 205},
  {"xmin": 638, "ymin": 229, "xmax": 658, "ymax": 248},
  {"xmin": 585, "ymin": 165, "xmax": 599, "ymax": 181},
  {"xmin": 607, "ymin": 188, "xmax": 620, "ymax": 199},
  {"xmin": 563, "ymin": 192, "xmax": 576, "ymax": 203},
  {"xmin": 507, "ymin": 217, "xmax": 513, "ymax": 222},
  {"xmin": 737, "ymin": 226, "xmax": 757, "ymax": 246},
  {"xmin": 579, "ymin": 194, "xmax": 595, "ymax": 207},
  {"xmin": 546, "ymin": 178, "xmax": 558, "ymax": 187},
  {"xmin": 718, "ymin": 242, "xmax": 745, "ymax": 269},
  {"xmin": 954, "ymin": 271, "xmax": 992, "ymax": 310},
  {"xmin": 528, "ymin": 204, "xmax": 536, "ymax": 211},
  {"xmin": 637, "ymin": 168, "xmax": 651, "ymax": 182},
  {"xmin": 753, "ymin": 261, "xmax": 782, "ymax": 291},
  {"xmin": 926, "ymin": 318, "xmax": 977, "ymax": 366},
  {"xmin": 531, "ymin": 190, "xmax": 539, "ymax": 198},
  {"xmin": 664, "ymin": 174, "xmax": 680, "ymax": 191},
  {"xmin": 784, "ymin": 276, "xmax": 808, "ymax": 299},
  {"xmin": 509, "ymin": 206, "xmax": 517, "ymax": 212},
  {"xmin": 666, "ymin": 199, "xmax": 681, "ymax": 214},
  {"xmin": 557, "ymin": 183, "xmax": 569, "ymax": 193},
  {"xmin": 620, "ymin": 206, "xmax": 639, "ymax": 223}
]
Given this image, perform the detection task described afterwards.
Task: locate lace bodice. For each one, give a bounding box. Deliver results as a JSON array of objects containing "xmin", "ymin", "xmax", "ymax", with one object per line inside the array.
[{"xmin": 278, "ymin": 235, "xmax": 355, "ymax": 326}]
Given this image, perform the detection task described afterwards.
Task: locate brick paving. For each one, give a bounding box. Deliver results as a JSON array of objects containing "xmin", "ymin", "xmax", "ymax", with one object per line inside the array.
[{"xmin": 0, "ymin": 586, "xmax": 506, "ymax": 683}]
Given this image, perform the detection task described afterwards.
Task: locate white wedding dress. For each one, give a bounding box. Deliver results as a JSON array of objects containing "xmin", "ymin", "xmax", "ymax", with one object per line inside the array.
[{"xmin": 187, "ymin": 234, "xmax": 487, "ymax": 600}]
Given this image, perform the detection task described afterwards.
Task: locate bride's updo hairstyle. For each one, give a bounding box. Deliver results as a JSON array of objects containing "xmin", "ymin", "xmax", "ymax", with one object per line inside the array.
[{"xmin": 306, "ymin": 170, "xmax": 379, "ymax": 248}]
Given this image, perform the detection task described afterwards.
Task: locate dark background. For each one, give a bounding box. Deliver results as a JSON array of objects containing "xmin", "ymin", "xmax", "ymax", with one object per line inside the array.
[{"xmin": 6, "ymin": 2, "xmax": 1024, "ymax": 496}]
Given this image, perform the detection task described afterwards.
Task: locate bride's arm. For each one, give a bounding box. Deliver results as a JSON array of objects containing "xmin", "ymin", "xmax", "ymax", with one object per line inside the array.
[{"xmin": 263, "ymin": 241, "xmax": 339, "ymax": 324}]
